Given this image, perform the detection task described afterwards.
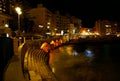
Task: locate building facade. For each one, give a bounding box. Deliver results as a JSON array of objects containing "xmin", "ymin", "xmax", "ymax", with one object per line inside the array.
[
  {"xmin": 50, "ymin": 11, "xmax": 82, "ymax": 36},
  {"xmin": 53, "ymin": 11, "xmax": 70, "ymax": 34},
  {"xmin": 94, "ymin": 20, "xmax": 119, "ymax": 36},
  {"xmin": 27, "ymin": 4, "xmax": 82, "ymax": 36},
  {"xmin": 27, "ymin": 4, "xmax": 53, "ymax": 35},
  {"xmin": 0, "ymin": 0, "xmax": 15, "ymax": 36}
]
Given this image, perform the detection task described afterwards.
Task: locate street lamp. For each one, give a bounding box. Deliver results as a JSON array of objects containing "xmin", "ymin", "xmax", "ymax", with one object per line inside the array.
[{"xmin": 15, "ymin": 7, "xmax": 22, "ymax": 36}]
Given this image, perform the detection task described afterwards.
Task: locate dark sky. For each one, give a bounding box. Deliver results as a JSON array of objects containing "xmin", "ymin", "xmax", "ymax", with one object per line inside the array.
[{"xmin": 25, "ymin": 0, "xmax": 120, "ymax": 28}]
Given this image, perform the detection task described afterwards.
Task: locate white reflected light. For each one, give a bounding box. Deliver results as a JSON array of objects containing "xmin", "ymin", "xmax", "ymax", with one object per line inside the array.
[
  {"xmin": 85, "ymin": 49, "xmax": 94, "ymax": 64},
  {"xmin": 66, "ymin": 46, "xmax": 72, "ymax": 55},
  {"xmin": 85, "ymin": 49, "xmax": 94, "ymax": 58},
  {"xmin": 72, "ymin": 50, "xmax": 78, "ymax": 56},
  {"xmin": 52, "ymin": 67, "xmax": 55, "ymax": 73}
]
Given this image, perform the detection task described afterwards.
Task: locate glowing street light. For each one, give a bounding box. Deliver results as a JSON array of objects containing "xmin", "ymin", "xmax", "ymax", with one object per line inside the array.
[{"xmin": 15, "ymin": 7, "xmax": 22, "ymax": 36}]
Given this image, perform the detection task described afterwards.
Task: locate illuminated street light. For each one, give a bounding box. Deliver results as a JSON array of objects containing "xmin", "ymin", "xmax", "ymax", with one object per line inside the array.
[{"xmin": 15, "ymin": 7, "xmax": 22, "ymax": 36}]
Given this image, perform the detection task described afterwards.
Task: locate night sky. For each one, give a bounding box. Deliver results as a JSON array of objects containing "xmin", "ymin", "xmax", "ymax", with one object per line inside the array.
[{"xmin": 25, "ymin": 0, "xmax": 120, "ymax": 28}]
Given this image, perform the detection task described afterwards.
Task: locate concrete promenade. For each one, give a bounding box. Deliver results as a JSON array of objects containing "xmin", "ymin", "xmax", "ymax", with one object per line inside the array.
[
  {"xmin": 3, "ymin": 40, "xmax": 57, "ymax": 81},
  {"xmin": 3, "ymin": 55, "xmax": 27, "ymax": 81},
  {"xmin": 2, "ymin": 36, "xmax": 65, "ymax": 81},
  {"xmin": 3, "ymin": 51, "xmax": 43, "ymax": 81},
  {"xmin": 3, "ymin": 42, "xmax": 42, "ymax": 81}
]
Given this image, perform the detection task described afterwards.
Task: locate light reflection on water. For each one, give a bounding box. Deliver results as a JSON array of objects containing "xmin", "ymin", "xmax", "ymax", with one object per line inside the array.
[
  {"xmin": 49, "ymin": 43, "xmax": 120, "ymax": 81},
  {"xmin": 85, "ymin": 49, "xmax": 94, "ymax": 58}
]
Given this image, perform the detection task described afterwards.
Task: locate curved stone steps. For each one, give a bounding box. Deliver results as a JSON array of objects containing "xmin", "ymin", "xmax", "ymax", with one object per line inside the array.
[{"xmin": 26, "ymin": 48, "xmax": 58, "ymax": 81}]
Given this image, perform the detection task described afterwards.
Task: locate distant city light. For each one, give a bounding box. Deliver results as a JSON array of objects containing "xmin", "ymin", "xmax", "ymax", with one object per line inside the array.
[
  {"xmin": 47, "ymin": 22, "xmax": 50, "ymax": 25},
  {"xmin": 5, "ymin": 24, "xmax": 9, "ymax": 27},
  {"xmin": 38, "ymin": 25, "xmax": 43, "ymax": 28},
  {"xmin": 105, "ymin": 25, "xmax": 111, "ymax": 27},
  {"xmin": 47, "ymin": 26, "xmax": 50, "ymax": 28},
  {"xmin": 46, "ymin": 32, "xmax": 51, "ymax": 35},
  {"xmin": 55, "ymin": 28, "xmax": 57, "ymax": 31},
  {"xmin": 6, "ymin": 33, "xmax": 9, "ymax": 37},
  {"xmin": 61, "ymin": 30, "xmax": 64, "ymax": 35},
  {"xmin": 73, "ymin": 29, "xmax": 75, "ymax": 34},
  {"xmin": 88, "ymin": 29, "xmax": 90, "ymax": 32}
]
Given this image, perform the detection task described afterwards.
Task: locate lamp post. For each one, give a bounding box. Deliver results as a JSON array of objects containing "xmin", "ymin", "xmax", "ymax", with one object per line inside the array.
[{"xmin": 15, "ymin": 7, "xmax": 22, "ymax": 36}]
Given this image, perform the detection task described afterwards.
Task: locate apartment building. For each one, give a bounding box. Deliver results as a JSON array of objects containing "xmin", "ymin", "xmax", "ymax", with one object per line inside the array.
[
  {"xmin": 94, "ymin": 20, "xmax": 119, "ymax": 35},
  {"xmin": 53, "ymin": 11, "xmax": 70, "ymax": 34},
  {"xmin": 0, "ymin": 0, "xmax": 14, "ymax": 36},
  {"xmin": 50, "ymin": 11, "xmax": 82, "ymax": 35},
  {"xmin": 27, "ymin": 4, "xmax": 53, "ymax": 35},
  {"xmin": 27, "ymin": 4, "xmax": 82, "ymax": 36}
]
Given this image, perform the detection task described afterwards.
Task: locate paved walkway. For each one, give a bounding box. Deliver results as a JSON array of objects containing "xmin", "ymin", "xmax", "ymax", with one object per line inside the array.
[
  {"xmin": 2, "ymin": 52, "xmax": 55, "ymax": 81},
  {"xmin": 2, "ymin": 43, "xmax": 57, "ymax": 81},
  {"xmin": 3, "ymin": 55, "xmax": 27, "ymax": 81}
]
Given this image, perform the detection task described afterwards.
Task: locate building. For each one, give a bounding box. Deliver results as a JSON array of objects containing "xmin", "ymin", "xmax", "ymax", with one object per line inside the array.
[
  {"xmin": 0, "ymin": 0, "xmax": 17, "ymax": 31},
  {"xmin": 0, "ymin": 0, "xmax": 16, "ymax": 14},
  {"xmin": 0, "ymin": 0, "xmax": 14, "ymax": 27},
  {"xmin": 53, "ymin": 11, "xmax": 70, "ymax": 35},
  {"xmin": 53, "ymin": 11, "xmax": 82, "ymax": 36},
  {"xmin": 0, "ymin": 0, "xmax": 13, "ymax": 36},
  {"xmin": 27, "ymin": 4, "xmax": 53, "ymax": 35},
  {"xmin": 69, "ymin": 16, "xmax": 82, "ymax": 29},
  {"xmin": 27, "ymin": 4, "xmax": 82, "ymax": 36},
  {"xmin": 94, "ymin": 20, "xmax": 119, "ymax": 36}
]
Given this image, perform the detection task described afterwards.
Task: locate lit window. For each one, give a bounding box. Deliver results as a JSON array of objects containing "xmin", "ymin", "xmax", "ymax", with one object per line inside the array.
[
  {"xmin": 6, "ymin": 33, "xmax": 9, "ymax": 37},
  {"xmin": 5, "ymin": 24, "xmax": 9, "ymax": 27},
  {"xmin": 114, "ymin": 23, "xmax": 117, "ymax": 26},
  {"xmin": 47, "ymin": 22, "xmax": 50, "ymax": 25},
  {"xmin": 105, "ymin": 25, "xmax": 109, "ymax": 27},
  {"xmin": 47, "ymin": 26, "xmax": 50, "ymax": 29},
  {"xmin": 3, "ymin": 9, "xmax": 6, "ymax": 11},
  {"xmin": 38, "ymin": 25, "xmax": 43, "ymax": 28},
  {"xmin": 105, "ymin": 25, "xmax": 111, "ymax": 27}
]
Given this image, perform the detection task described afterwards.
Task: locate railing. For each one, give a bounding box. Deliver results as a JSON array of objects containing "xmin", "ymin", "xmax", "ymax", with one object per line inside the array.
[{"xmin": 19, "ymin": 38, "xmax": 64, "ymax": 81}]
